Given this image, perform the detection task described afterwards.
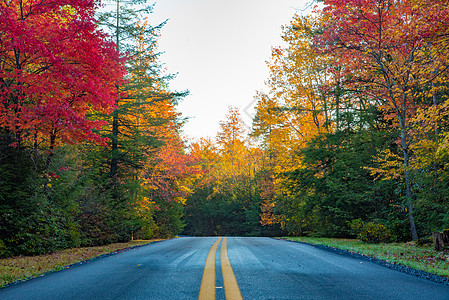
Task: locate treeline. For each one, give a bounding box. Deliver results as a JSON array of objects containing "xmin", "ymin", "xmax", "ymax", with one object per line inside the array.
[
  {"xmin": 250, "ymin": 0, "xmax": 449, "ymax": 241},
  {"xmin": 0, "ymin": 0, "xmax": 195, "ymax": 257},
  {"xmin": 183, "ymin": 107, "xmax": 283, "ymax": 237}
]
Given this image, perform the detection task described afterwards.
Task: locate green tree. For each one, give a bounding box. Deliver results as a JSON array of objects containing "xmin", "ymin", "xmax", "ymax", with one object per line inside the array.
[{"xmin": 94, "ymin": 3, "xmax": 187, "ymax": 241}]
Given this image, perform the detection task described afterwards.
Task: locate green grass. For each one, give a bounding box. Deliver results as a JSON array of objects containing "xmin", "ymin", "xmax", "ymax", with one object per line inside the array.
[
  {"xmin": 282, "ymin": 237, "xmax": 449, "ymax": 278},
  {"xmin": 0, "ymin": 240, "xmax": 161, "ymax": 288}
]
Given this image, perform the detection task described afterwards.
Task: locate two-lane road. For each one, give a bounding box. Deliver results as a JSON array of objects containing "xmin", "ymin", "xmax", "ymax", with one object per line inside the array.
[{"xmin": 1, "ymin": 237, "xmax": 449, "ymax": 299}]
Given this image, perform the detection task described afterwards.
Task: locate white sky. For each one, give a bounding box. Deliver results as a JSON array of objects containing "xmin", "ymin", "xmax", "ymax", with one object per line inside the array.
[{"xmin": 149, "ymin": 0, "xmax": 312, "ymax": 140}]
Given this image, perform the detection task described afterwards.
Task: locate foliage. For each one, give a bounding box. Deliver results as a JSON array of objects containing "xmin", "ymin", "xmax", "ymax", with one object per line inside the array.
[
  {"xmin": 275, "ymin": 127, "xmax": 404, "ymax": 238},
  {"xmin": 0, "ymin": 0, "xmax": 125, "ymax": 150},
  {"xmin": 183, "ymin": 108, "xmax": 282, "ymax": 237},
  {"xmin": 0, "ymin": 144, "xmax": 77, "ymax": 256},
  {"xmin": 348, "ymin": 219, "xmax": 393, "ymax": 244},
  {"xmin": 2, "ymin": 0, "xmax": 449, "ymax": 256},
  {"xmin": 315, "ymin": 0, "xmax": 449, "ymax": 240},
  {"xmin": 152, "ymin": 200, "xmax": 185, "ymax": 238},
  {"xmin": 0, "ymin": 1, "xmax": 189, "ymax": 257},
  {"xmin": 249, "ymin": 0, "xmax": 449, "ymax": 242}
]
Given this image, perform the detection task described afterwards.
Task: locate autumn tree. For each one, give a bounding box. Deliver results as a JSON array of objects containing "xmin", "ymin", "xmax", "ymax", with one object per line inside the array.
[
  {"xmin": 315, "ymin": 0, "xmax": 449, "ymax": 240},
  {"xmin": 405, "ymin": 1, "xmax": 449, "ymax": 232},
  {"xmin": 0, "ymin": 0, "xmax": 125, "ymax": 255},
  {"xmin": 249, "ymin": 3, "xmax": 428, "ymax": 239},
  {"xmin": 251, "ymin": 14, "xmax": 334, "ymax": 232},
  {"xmin": 215, "ymin": 107, "xmax": 248, "ymax": 192},
  {"xmin": 0, "ymin": 0, "xmax": 124, "ymax": 158},
  {"xmin": 0, "ymin": 0, "xmax": 191, "ymax": 256}
]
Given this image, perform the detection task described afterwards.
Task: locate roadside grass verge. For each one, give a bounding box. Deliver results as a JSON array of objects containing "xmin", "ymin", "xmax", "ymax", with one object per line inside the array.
[
  {"xmin": 282, "ymin": 237, "xmax": 449, "ymax": 278},
  {"xmin": 0, "ymin": 240, "xmax": 161, "ymax": 288}
]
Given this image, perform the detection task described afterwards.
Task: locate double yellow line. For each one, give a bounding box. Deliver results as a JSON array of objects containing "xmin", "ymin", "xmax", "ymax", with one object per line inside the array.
[{"xmin": 198, "ymin": 237, "xmax": 243, "ymax": 300}]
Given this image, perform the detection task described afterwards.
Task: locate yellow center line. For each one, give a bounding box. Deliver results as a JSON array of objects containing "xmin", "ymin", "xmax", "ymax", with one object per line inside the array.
[
  {"xmin": 199, "ymin": 237, "xmax": 222, "ymax": 300},
  {"xmin": 220, "ymin": 237, "xmax": 243, "ymax": 300},
  {"xmin": 199, "ymin": 237, "xmax": 243, "ymax": 300}
]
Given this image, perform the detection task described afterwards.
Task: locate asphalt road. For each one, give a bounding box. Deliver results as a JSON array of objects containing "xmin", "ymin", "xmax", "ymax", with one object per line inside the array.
[{"xmin": 1, "ymin": 237, "xmax": 449, "ymax": 299}]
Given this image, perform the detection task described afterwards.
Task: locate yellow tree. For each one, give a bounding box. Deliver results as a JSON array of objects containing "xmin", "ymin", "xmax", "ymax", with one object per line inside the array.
[
  {"xmin": 215, "ymin": 106, "xmax": 248, "ymax": 194},
  {"xmin": 252, "ymin": 14, "xmax": 335, "ymax": 226}
]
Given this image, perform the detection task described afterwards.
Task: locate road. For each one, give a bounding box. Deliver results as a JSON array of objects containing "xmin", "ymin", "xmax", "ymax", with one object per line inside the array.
[{"xmin": 1, "ymin": 237, "xmax": 449, "ymax": 299}]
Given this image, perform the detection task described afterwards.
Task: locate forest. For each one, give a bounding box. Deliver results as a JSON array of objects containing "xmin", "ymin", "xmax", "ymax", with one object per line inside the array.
[{"xmin": 1, "ymin": 0, "xmax": 449, "ymax": 257}]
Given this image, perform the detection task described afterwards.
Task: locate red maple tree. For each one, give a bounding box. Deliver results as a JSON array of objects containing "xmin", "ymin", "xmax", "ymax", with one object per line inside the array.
[{"xmin": 0, "ymin": 0, "xmax": 125, "ymax": 155}]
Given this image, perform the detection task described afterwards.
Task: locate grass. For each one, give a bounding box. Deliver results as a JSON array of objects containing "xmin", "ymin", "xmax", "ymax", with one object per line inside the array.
[
  {"xmin": 0, "ymin": 240, "xmax": 161, "ymax": 288},
  {"xmin": 282, "ymin": 237, "xmax": 449, "ymax": 278}
]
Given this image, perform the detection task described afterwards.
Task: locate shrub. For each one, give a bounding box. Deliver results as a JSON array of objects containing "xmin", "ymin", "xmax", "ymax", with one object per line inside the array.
[
  {"xmin": 348, "ymin": 219, "xmax": 392, "ymax": 243},
  {"xmin": 0, "ymin": 239, "xmax": 9, "ymax": 258}
]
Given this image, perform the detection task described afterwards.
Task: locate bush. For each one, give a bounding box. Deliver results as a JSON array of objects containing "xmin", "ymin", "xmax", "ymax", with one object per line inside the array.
[
  {"xmin": 0, "ymin": 239, "xmax": 9, "ymax": 258},
  {"xmin": 153, "ymin": 200, "xmax": 185, "ymax": 238},
  {"xmin": 348, "ymin": 219, "xmax": 392, "ymax": 243}
]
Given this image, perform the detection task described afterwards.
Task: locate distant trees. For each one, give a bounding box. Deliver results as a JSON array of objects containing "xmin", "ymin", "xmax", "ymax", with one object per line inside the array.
[{"xmin": 183, "ymin": 107, "xmax": 283, "ymax": 236}]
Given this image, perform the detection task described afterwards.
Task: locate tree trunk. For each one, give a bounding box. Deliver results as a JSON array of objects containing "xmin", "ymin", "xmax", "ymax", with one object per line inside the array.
[
  {"xmin": 110, "ymin": 0, "xmax": 120, "ymax": 179},
  {"xmin": 443, "ymin": 230, "xmax": 449, "ymax": 243},
  {"xmin": 46, "ymin": 132, "xmax": 56, "ymax": 171},
  {"xmin": 432, "ymin": 232, "xmax": 445, "ymax": 251},
  {"xmin": 399, "ymin": 116, "xmax": 419, "ymax": 241},
  {"xmin": 110, "ymin": 105, "xmax": 119, "ymax": 178}
]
